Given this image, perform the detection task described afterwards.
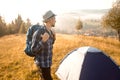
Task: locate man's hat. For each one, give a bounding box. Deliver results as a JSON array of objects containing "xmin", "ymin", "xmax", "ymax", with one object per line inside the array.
[{"xmin": 43, "ymin": 10, "xmax": 56, "ymax": 22}]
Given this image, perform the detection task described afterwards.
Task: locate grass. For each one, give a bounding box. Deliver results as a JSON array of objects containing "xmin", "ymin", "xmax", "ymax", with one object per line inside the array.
[{"xmin": 0, "ymin": 34, "xmax": 120, "ymax": 80}]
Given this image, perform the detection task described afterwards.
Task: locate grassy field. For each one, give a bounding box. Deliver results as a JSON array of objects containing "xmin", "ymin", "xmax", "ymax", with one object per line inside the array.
[{"xmin": 0, "ymin": 34, "xmax": 120, "ymax": 80}]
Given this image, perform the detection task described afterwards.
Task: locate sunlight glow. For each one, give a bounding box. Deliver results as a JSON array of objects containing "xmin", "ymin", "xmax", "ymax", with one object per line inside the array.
[{"xmin": 0, "ymin": 0, "xmax": 116, "ymax": 24}]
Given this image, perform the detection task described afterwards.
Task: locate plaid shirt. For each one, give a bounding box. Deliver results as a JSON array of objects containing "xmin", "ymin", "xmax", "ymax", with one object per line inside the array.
[{"xmin": 33, "ymin": 27, "xmax": 55, "ymax": 68}]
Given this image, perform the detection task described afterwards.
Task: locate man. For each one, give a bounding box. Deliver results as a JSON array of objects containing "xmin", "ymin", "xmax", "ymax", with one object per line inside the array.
[{"xmin": 31, "ymin": 10, "xmax": 56, "ymax": 80}]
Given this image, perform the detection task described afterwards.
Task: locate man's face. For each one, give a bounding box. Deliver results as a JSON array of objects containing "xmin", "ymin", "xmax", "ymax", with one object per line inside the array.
[{"xmin": 49, "ymin": 16, "xmax": 56, "ymax": 27}]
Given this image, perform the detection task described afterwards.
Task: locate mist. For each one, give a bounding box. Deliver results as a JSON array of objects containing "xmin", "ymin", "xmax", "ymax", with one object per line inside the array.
[
  {"xmin": 55, "ymin": 14, "xmax": 81, "ymax": 34},
  {"xmin": 54, "ymin": 9, "xmax": 107, "ymax": 34}
]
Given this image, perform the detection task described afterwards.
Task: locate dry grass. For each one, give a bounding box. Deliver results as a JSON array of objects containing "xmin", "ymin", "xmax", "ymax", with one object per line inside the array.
[{"xmin": 0, "ymin": 34, "xmax": 120, "ymax": 80}]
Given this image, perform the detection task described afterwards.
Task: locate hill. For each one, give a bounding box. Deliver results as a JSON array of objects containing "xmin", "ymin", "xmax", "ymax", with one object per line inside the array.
[
  {"xmin": 55, "ymin": 9, "xmax": 117, "ymax": 36},
  {"xmin": 0, "ymin": 34, "xmax": 120, "ymax": 80}
]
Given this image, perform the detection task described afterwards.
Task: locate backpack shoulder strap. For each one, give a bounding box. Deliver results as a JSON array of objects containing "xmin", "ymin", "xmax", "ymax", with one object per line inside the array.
[{"xmin": 50, "ymin": 30, "xmax": 56, "ymax": 44}]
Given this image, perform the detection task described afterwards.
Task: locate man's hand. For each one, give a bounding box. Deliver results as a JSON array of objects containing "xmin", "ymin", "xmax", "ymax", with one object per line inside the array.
[{"xmin": 41, "ymin": 32, "xmax": 49, "ymax": 42}]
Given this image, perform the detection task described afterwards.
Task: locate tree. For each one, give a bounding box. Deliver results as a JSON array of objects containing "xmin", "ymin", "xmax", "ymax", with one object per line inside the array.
[
  {"xmin": 101, "ymin": 0, "xmax": 120, "ymax": 41},
  {"xmin": 19, "ymin": 22, "xmax": 26, "ymax": 33},
  {"xmin": 26, "ymin": 18, "xmax": 31, "ymax": 31},
  {"xmin": 75, "ymin": 19, "xmax": 83, "ymax": 34},
  {"xmin": 0, "ymin": 16, "xmax": 6, "ymax": 36},
  {"xmin": 7, "ymin": 21, "xmax": 16, "ymax": 34},
  {"xmin": 14, "ymin": 14, "xmax": 23, "ymax": 33}
]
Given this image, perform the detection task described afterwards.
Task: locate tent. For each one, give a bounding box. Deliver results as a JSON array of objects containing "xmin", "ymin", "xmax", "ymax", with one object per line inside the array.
[{"xmin": 55, "ymin": 46, "xmax": 120, "ymax": 80}]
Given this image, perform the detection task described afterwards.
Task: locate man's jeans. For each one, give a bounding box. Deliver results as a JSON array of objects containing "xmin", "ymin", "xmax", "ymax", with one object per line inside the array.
[{"xmin": 37, "ymin": 66, "xmax": 53, "ymax": 80}]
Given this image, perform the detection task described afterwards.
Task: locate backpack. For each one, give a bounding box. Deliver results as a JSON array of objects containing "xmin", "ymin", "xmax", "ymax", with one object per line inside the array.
[
  {"xmin": 31, "ymin": 27, "xmax": 46, "ymax": 54},
  {"xmin": 24, "ymin": 24, "xmax": 43, "ymax": 57}
]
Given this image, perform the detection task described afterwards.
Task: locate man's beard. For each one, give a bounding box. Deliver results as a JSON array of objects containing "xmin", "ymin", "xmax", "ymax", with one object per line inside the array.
[{"xmin": 52, "ymin": 24, "xmax": 55, "ymax": 27}]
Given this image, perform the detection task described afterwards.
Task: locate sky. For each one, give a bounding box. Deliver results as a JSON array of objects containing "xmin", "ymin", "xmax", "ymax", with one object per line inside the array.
[{"xmin": 0, "ymin": 0, "xmax": 116, "ymax": 24}]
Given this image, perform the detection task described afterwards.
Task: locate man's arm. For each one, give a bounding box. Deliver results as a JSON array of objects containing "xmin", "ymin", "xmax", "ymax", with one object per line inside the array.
[{"xmin": 31, "ymin": 28, "xmax": 49, "ymax": 54}]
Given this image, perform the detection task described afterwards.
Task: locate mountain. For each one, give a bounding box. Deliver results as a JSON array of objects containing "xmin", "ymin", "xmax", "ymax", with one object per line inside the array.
[{"xmin": 80, "ymin": 9, "xmax": 109, "ymax": 14}]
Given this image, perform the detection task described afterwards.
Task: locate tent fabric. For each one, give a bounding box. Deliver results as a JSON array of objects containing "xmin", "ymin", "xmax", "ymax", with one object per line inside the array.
[
  {"xmin": 79, "ymin": 52, "xmax": 120, "ymax": 80},
  {"xmin": 55, "ymin": 46, "xmax": 120, "ymax": 80},
  {"xmin": 55, "ymin": 48, "xmax": 86, "ymax": 80}
]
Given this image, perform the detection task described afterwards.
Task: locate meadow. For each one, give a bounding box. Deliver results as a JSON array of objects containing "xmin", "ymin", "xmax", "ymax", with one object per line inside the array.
[{"xmin": 0, "ymin": 34, "xmax": 120, "ymax": 80}]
